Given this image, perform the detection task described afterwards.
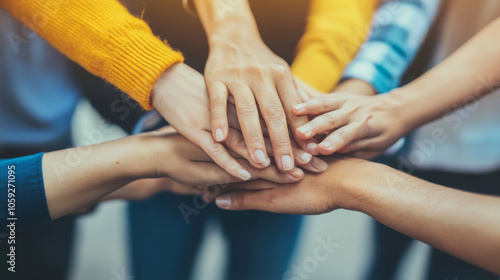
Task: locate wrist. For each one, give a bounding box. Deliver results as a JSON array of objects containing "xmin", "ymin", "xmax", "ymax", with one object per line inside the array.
[
  {"xmin": 385, "ymin": 87, "xmax": 422, "ymax": 133},
  {"xmin": 333, "ymin": 78, "xmax": 378, "ymax": 96},
  {"xmin": 207, "ymin": 22, "xmax": 262, "ymax": 48},
  {"xmin": 338, "ymin": 161, "xmax": 395, "ymax": 212}
]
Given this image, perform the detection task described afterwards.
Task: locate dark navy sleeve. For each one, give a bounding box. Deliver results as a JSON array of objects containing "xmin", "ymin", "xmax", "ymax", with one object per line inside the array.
[{"xmin": 0, "ymin": 153, "xmax": 52, "ymax": 234}]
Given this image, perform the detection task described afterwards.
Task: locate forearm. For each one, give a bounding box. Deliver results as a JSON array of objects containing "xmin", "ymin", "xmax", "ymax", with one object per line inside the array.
[
  {"xmin": 333, "ymin": 78, "xmax": 377, "ymax": 96},
  {"xmin": 345, "ymin": 165, "xmax": 500, "ymax": 274},
  {"xmin": 391, "ymin": 18, "xmax": 500, "ymax": 131},
  {"xmin": 42, "ymin": 137, "xmax": 145, "ymax": 220}
]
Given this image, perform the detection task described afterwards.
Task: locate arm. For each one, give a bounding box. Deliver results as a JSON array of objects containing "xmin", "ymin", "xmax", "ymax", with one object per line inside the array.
[
  {"xmin": 214, "ymin": 157, "xmax": 500, "ymax": 274},
  {"xmin": 193, "ymin": 0, "xmax": 317, "ymax": 171},
  {"xmin": 1, "ymin": 132, "xmax": 305, "ymax": 231},
  {"xmin": 292, "ymin": 16, "xmax": 500, "ymax": 156},
  {"xmin": 291, "ymin": 0, "xmax": 378, "ymax": 93}
]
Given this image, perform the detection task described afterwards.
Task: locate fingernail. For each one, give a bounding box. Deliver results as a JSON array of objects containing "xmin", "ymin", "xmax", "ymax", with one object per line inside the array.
[
  {"xmin": 297, "ymin": 126, "xmax": 312, "ymax": 137},
  {"xmin": 238, "ymin": 169, "xmax": 252, "ymax": 181},
  {"xmin": 281, "ymin": 155, "xmax": 294, "ymax": 171},
  {"xmin": 320, "ymin": 142, "xmax": 333, "ymax": 151},
  {"xmin": 215, "ymin": 129, "xmax": 224, "ymax": 142},
  {"xmin": 216, "ymin": 194, "xmax": 231, "ymax": 209},
  {"xmin": 290, "ymin": 168, "xmax": 304, "ymax": 178},
  {"xmin": 299, "ymin": 152, "xmax": 312, "ymax": 164},
  {"xmin": 254, "ymin": 149, "xmax": 266, "ymax": 164},
  {"xmin": 307, "ymin": 142, "xmax": 318, "ymax": 155},
  {"xmin": 312, "ymin": 157, "xmax": 328, "ymax": 172},
  {"xmin": 294, "ymin": 104, "xmax": 305, "ymax": 112}
]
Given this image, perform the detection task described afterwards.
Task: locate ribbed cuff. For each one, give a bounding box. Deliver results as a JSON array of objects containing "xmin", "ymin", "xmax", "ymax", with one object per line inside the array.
[{"xmin": 105, "ymin": 25, "xmax": 184, "ymax": 110}]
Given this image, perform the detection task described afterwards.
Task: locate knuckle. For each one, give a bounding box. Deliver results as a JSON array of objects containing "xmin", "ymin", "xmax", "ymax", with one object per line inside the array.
[
  {"xmin": 232, "ymin": 193, "xmax": 246, "ymax": 208},
  {"xmin": 208, "ymin": 144, "xmax": 225, "ymax": 157},
  {"xmin": 335, "ymin": 130, "xmax": 349, "ymax": 143},
  {"xmin": 246, "ymin": 135, "xmax": 263, "ymax": 146},
  {"xmin": 237, "ymin": 101, "xmax": 257, "ymax": 115},
  {"xmin": 320, "ymin": 100, "xmax": 331, "ymax": 112},
  {"xmin": 273, "ymin": 136, "xmax": 291, "ymax": 150},
  {"xmin": 236, "ymin": 134, "xmax": 248, "ymax": 150},
  {"xmin": 263, "ymin": 102, "xmax": 285, "ymax": 122},
  {"xmin": 326, "ymin": 113, "xmax": 337, "ymax": 126},
  {"xmin": 211, "ymin": 95, "xmax": 227, "ymax": 108}
]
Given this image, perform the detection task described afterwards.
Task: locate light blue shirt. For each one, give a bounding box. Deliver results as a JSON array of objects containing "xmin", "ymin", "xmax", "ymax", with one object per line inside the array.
[{"xmin": 0, "ymin": 9, "xmax": 80, "ymax": 156}]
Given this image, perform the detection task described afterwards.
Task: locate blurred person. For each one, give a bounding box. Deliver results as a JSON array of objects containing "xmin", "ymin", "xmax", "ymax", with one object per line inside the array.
[
  {"xmin": 124, "ymin": 0, "xmax": 378, "ymax": 279},
  {"xmin": 288, "ymin": 1, "xmax": 500, "ymax": 278}
]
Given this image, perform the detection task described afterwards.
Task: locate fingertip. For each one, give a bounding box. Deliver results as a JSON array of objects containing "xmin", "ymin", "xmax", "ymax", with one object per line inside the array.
[
  {"xmin": 214, "ymin": 128, "xmax": 225, "ymax": 142},
  {"xmin": 307, "ymin": 142, "xmax": 319, "ymax": 155},
  {"xmin": 216, "ymin": 194, "xmax": 232, "ymax": 209},
  {"xmin": 238, "ymin": 169, "xmax": 252, "ymax": 181},
  {"xmin": 254, "ymin": 149, "xmax": 268, "ymax": 164},
  {"xmin": 289, "ymin": 168, "xmax": 304, "ymax": 179},
  {"xmin": 311, "ymin": 157, "xmax": 328, "ymax": 172},
  {"xmin": 296, "ymin": 126, "xmax": 313, "ymax": 139},
  {"xmin": 296, "ymin": 150, "xmax": 312, "ymax": 165},
  {"xmin": 292, "ymin": 103, "xmax": 307, "ymax": 115},
  {"xmin": 318, "ymin": 142, "xmax": 334, "ymax": 155},
  {"xmin": 281, "ymin": 155, "xmax": 294, "ymax": 171}
]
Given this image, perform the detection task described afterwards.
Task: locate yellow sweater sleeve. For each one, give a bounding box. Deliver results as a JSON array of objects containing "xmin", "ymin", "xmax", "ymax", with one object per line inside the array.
[
  {"xmin": 291, "ymin": 0, "xmax": 378, "ymax": 92},
  {"xmin": 0, "ymin": 0, "xmax": 184, "ymax": 110}
]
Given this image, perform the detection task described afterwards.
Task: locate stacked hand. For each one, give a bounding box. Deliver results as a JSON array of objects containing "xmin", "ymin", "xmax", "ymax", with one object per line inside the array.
[{"xmin": 292, "ymin": 92, "xmax": 408, "ymax": 159}]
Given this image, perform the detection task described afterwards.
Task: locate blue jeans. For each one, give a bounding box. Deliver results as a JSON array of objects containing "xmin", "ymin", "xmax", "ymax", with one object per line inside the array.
[{"xmin": 128, "ymin": 193, "xmax": 303, "ymax": 280}]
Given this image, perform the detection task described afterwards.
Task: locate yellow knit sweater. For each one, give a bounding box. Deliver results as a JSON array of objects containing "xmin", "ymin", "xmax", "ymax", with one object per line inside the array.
[
  {"xmin": 292, "ymin": 0, "xmax": 378, "ymax": 92},
  {"xmin": 0, "ymin": 0, "xmax": 375, "ymax": 109},
  {"xmin": 0, "ymin": 0, "xmax": 184, "ymax": 110}
]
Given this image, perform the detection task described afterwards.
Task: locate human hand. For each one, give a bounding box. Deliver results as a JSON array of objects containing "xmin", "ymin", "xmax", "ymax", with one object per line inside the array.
[
  {"xmin": 204, "ymin": 32, "xmax": 318, "ymax": 171},
  {"xmin": 134, "ymin": 131, "xmax": 305, "ymax": 187},
  {"xmin": 292, "ymin": 92, "xmax": 407, "ymax": 157},
  {"xmin": 151, "ymin": 63, "xmax": 258, "ymax": 181},
  {"xmin": 211, "ymin": 156, "xmax": 378, "ymax": 214},
  {"xmin": 222, "ymin": 105, "xmax": 327, "ymax": 173}
]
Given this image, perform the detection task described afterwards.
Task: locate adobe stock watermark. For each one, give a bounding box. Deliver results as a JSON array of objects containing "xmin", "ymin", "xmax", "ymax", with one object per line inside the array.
[
  {"xmin": 8, "ymin": 2, "xmax": 61, "ymax": 54},
  {"xmin": 394, "ymin": 74, "xmax": 500, "ymax": 175},
  {"xmin": 339, "ymin": 0, "xmax": 403, "ymax": 61},
  {"xmin": 49, "ymin": 119, "xmax": 118, "ymax": 182},
  {"xmin": 178, "ymin": 180, "xmax": 231, "ymax": 225},
  {"xmin": 283, "ymin": 235, "xmax": 339, "ymax": 280}
]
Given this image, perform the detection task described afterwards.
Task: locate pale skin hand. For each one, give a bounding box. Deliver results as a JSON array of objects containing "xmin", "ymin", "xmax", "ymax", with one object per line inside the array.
[
  {"xmin": 193, "ymin": 0, "xmax": 318, "ymax": 172},
  {"xmin": 42, "ymin": 130, "xmax": 304, "ymax": 220},
  {"xmin": 292, "ymin": 92, "xmax": 405, "ymax": 157},
  {"xmin": 292, "ymin": 18, "xmax": 500, "ymax": 157},
  {"xmin": 151, "ymin": 63, "xmax": 253, "ymax": 181},
  {"xmin": 213, "ymin": 157, "xmax": 500, "ymax": 274}
]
